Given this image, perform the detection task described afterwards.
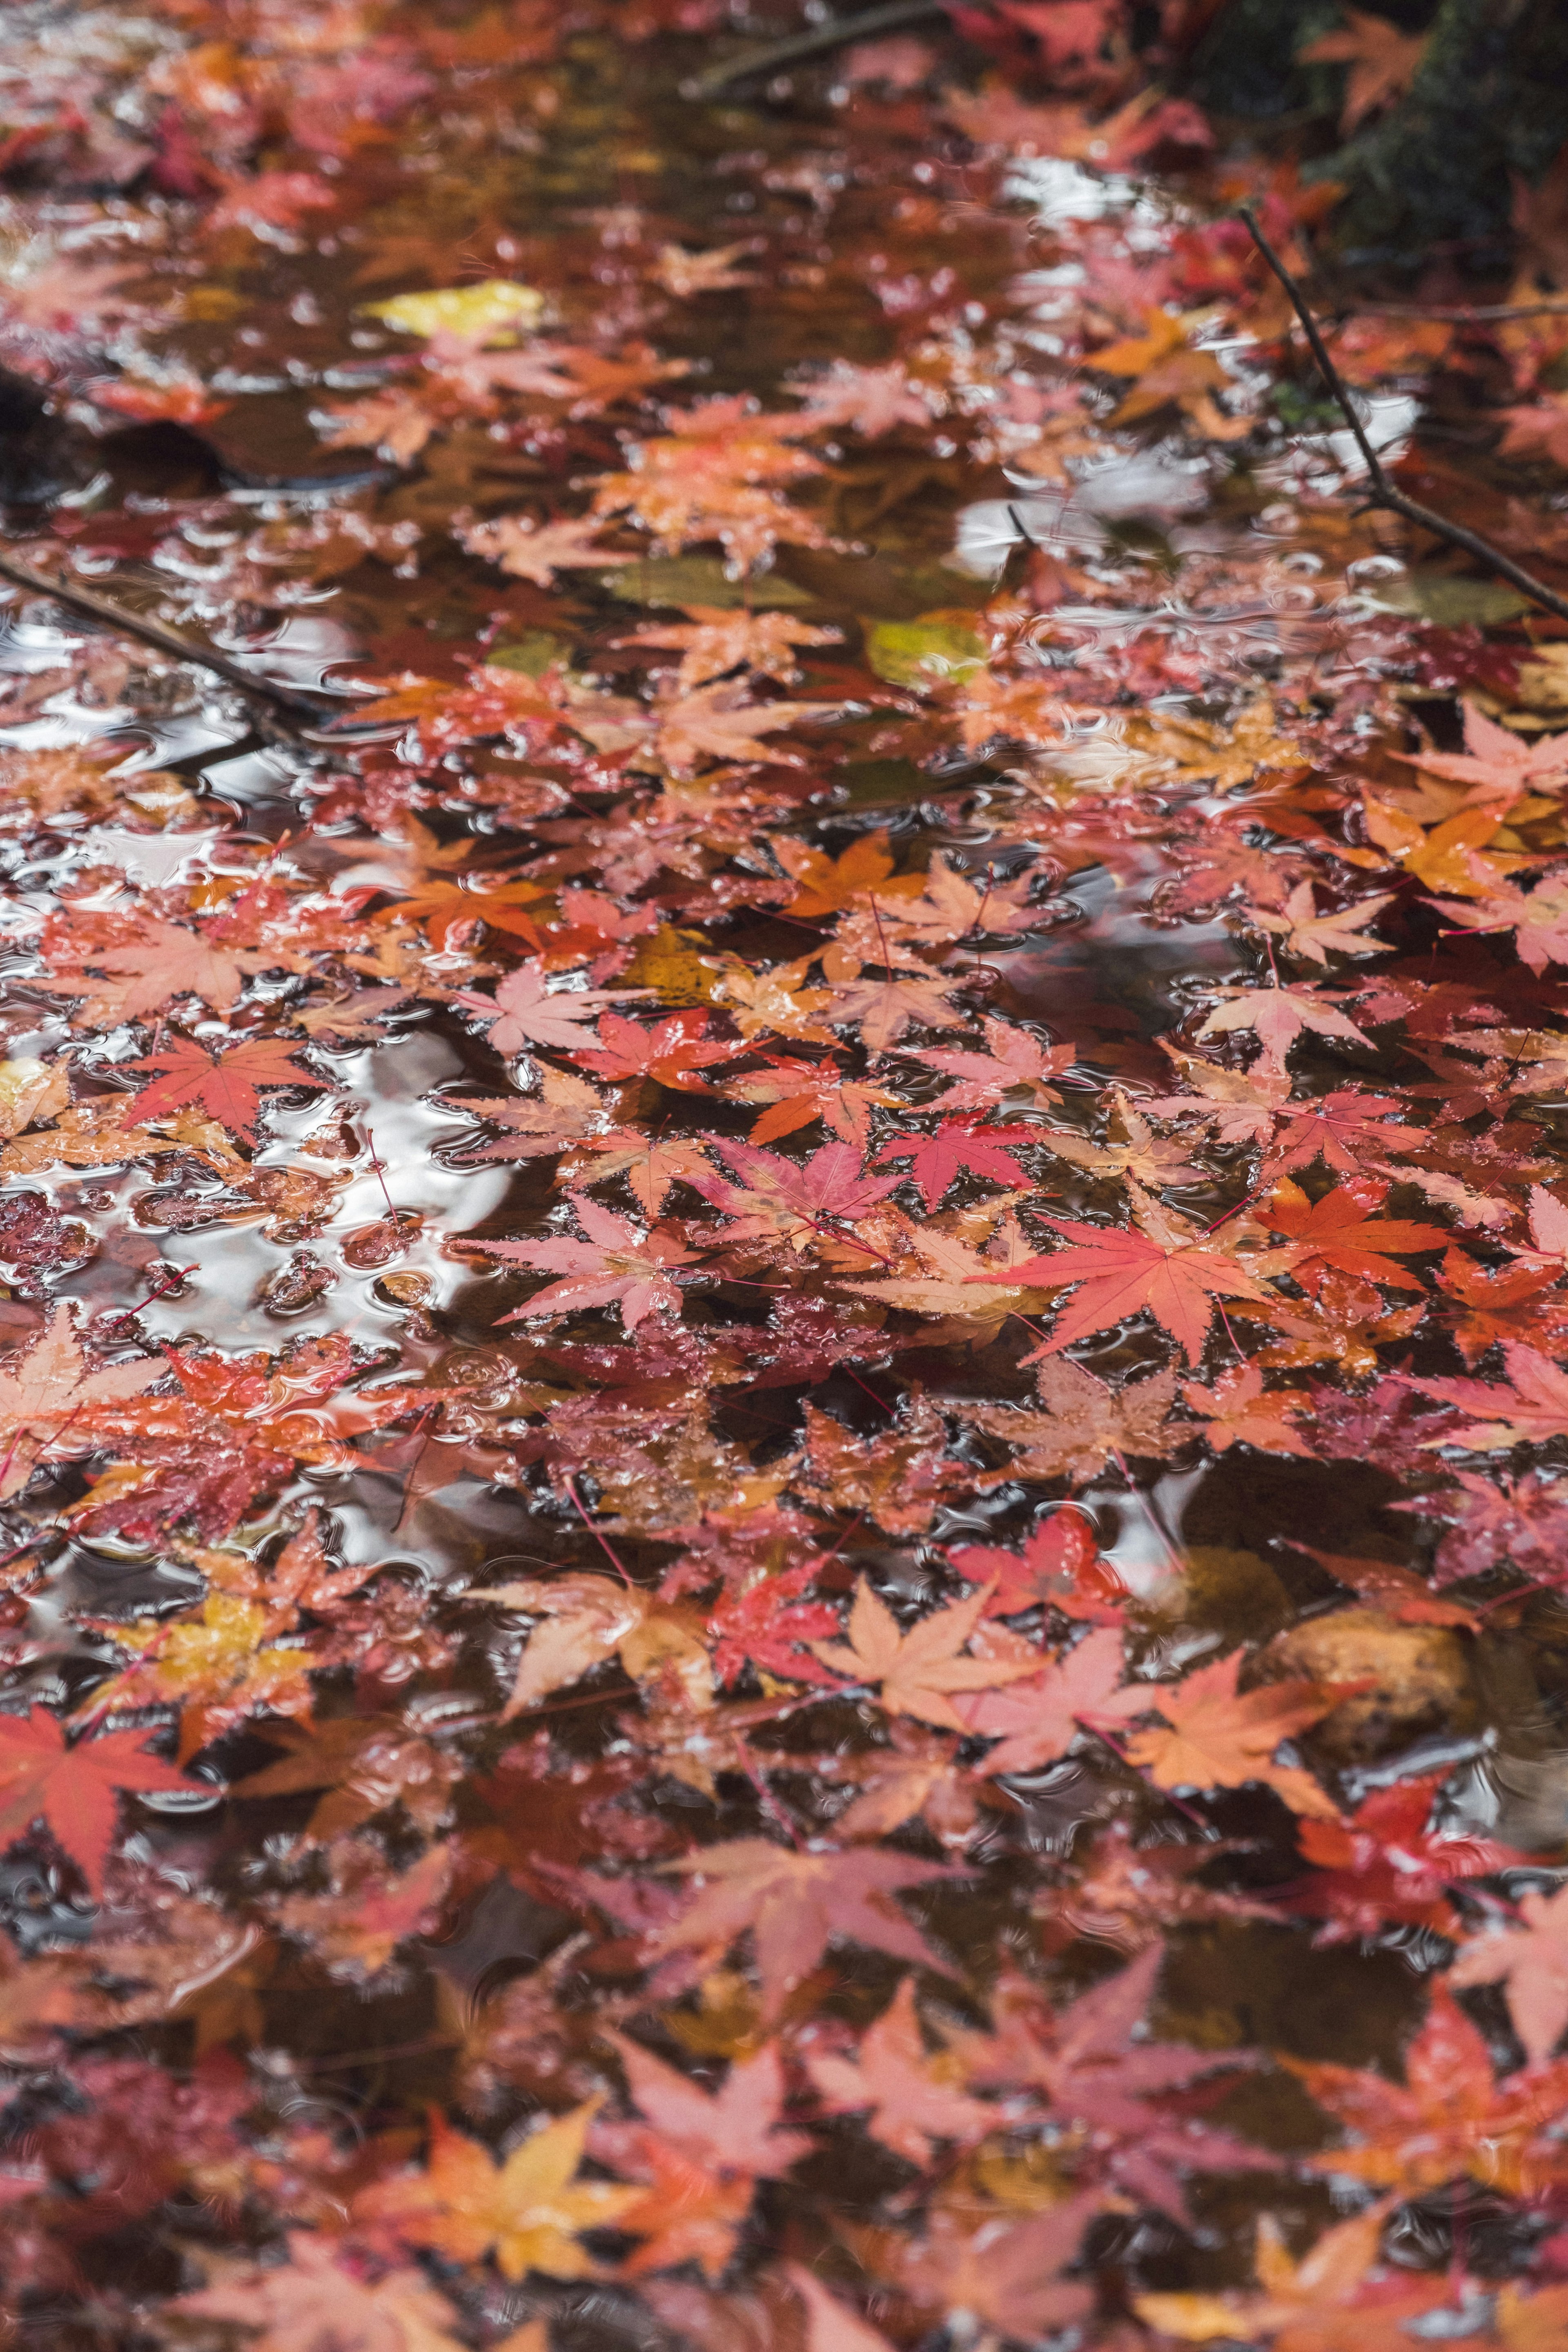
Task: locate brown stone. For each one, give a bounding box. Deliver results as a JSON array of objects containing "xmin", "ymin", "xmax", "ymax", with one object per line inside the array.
[{"xmin": 1249, "ymin": 1608, "xmax": 1474, "ymax": 1765}]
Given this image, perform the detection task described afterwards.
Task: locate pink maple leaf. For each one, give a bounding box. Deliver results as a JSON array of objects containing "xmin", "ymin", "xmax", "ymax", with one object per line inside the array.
[
  {"xmin": 958, "ymin": 1627, "xmax": 1158, "ymax": 1778},
  {"xmin": 1403, "ymin": 1342, "xmax": 1568, "ymax": 1449},
  {"xmin": 454, "ymin": 961, "xmax": 650, "ymax": 1055},
  {"xmin": 686, "ymin": 1138, "xmax": 902, "ymax": 1248},
  {"xmin": 457, "ymin": 1194, "xmax": 697, "ymax": 1331},
  {"xmin": 1397, "ymin": 698, "xmax": 1568, "ymax": 810}
]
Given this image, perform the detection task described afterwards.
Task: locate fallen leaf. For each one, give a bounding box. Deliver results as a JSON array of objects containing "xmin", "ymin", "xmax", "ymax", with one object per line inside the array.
[
  {"xmin": 0, "ymin": 1709, "xmax": 193, "ymax": 1896},
  {"xmin": 811, "ymin": 1577, "xmax": 1038, "ymax": 1730},
  {"xmin": 356, "ymin": 2100, "xmax": 637, "ymax": 2278},
  {"xmin": 651, "ymin": 1838, "xmax": 954, "ymax": 2019},
  {"xmin": 1123, "ymin": 1652, "xmax": 1355, "ymax": 1818},
  {"xmin": 1299, "ymin": 9, "xmax": 1428, "ymax": 133}
]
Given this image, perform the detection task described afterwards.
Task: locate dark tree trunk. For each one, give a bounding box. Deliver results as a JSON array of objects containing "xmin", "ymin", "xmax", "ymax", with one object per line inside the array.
[{"xmin": 1192, "ymin": 0, "xmax": 1568, "ymax": 272}]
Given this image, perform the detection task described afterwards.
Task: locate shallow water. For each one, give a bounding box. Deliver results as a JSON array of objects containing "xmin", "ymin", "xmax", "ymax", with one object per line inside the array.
[{"xmin": 2, "ymin": 2, "xmax": 1568, "ymax": 2346}]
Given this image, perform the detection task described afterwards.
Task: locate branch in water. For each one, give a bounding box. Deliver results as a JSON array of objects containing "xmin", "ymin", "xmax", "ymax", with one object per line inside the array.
[
  {"xmin": 0, "ymin": 547, "xmax": 352, "ymax": 737},
  {"xmin": 689, "ymin": 0, "xmax": 950, "ymax": 100},
  {"xmin": 1237, "ymin": 205, "xmax": 1568, "ymax": 630}
]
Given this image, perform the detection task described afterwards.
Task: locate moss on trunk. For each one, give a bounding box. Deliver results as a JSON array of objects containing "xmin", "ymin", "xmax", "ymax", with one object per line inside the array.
[{"xmin": 1192, "ymin": 0, "xmax": 1568, "ymax": 271}]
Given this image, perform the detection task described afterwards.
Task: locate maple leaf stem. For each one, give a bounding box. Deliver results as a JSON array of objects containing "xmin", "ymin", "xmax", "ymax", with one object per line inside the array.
[
  {"xmin": 363, "ymin": 1131, "xmax": 399, "ymax": 1219},
  {"xmin": 1111, "ymin": 1450, "xmax": 1187, "ymax": 1580},
  {"xmin": 1078, "ymin": 1717, "xmax": 1214, "ymax": 1832},
  {"xmin": 563, "ymin": 1474, "xmax": 636, "ymax": 1590},
  {"xmin": 1201, "ymin": 1189, "xmax": 1261, "ymax": 1235},
  {"xmin": 1237, "ymin": 207, "xmax": 1568, "ymax": 630},
  {"xmin": 0, "ymin": 1425, "xmax": 31, "ymax": 1497},
  {"xmin": 103, "ymin": 1262, "xmax": 199, "ymax": 1333},
  {"xmin": 1357, "ymin": 295, "xmax": 1568, "ymax": 322},
  {"xmin": 802, "ymin": 1213, "xmax": 895, "ymax": 1270},
  {"xmin": 817, "ymin": 1506, "xmax": 871, "ymax": 1569},
  {"xmin": 869, "ymin": 892, "xmax": 896, "ymax": 981},
  {"xmin": 391, "ymin": 1404, "xmax": 439, "ymax": 1533},
  {"xmin": 842, "ymin": 1365, "xmax": 895, "ymax": 1418},
  {"xmin": 0, "ymin": 1397, "xmax": 87, "ymax": 1499},
  {"xmin": 732, "ymin": 1733, "xmax": 806, "ymax": 1848},
  {"xmin": 294, "ymin": 2031, "xmax": 464, "ymax": 2072}
]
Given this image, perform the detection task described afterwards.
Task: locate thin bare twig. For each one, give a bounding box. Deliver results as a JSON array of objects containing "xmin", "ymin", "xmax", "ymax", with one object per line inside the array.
[
  {"xmin": 0, "ymin": 546, "xmax": 340, "ymax": 733},
  {"xmin": 1237, "ymin": 205, "xmax": 1568, "ymax": 630},
  {"xmin": 1352, "ymin": 297, "xmax": 1568, "ymax": 323},
  {"xmin": 689, "ymin": 0, "xmax": 949, "ymax": 98}
]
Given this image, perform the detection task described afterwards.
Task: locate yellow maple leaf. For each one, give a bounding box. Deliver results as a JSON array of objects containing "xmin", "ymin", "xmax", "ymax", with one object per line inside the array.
[
  {"xmin": 82, "ymin": 1594, "xmax": 314, "ymax": 1763},
  {"xmin": 359, "ymin": 280, "xmax": 545, "ymax": 343},
  {"xmin": 357, "ymin": 2102, "xmax": 637, "ymax": 2280}
]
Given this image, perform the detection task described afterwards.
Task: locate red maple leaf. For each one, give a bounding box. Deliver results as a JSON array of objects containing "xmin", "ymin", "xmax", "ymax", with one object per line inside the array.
[
  {"xmin": 721, "ymin": 1054, "xmax": 906, "ymax": 1147},
  {"xmin": 705, "ymin": 1563, "xmax": 842, "ymax": 1688},
  {"xmin": 875, "ymin": 1118, "xmax": 1030, "ymax": 1210},
  {"xmin": 571, "ymin": 1009, "xmax": 747, "ymax": 1091},
  {"xmin": 0, "ymin": 1301, "xmax": 165, "ymax": 1500},
  {"xmin": 1287, "ymin": 1544, "xmax": 1479, "ymax": 1628},
  {"xmin": 1263, "ymin": 1090, "xmax": 1427, "ymax": 1176},
  {"xmin": 949, "ymin": 1508, "xmax": 1126, "ymax": 1622},
  {"xmin": 456, "ymin": 1194, "xmax": 697, "ymax": 1331},
  {"xmin": 686, "ymin": 1138, "xmax": 902, "ymax": 1249},
  {"xmin": 976, "ymin": 1183, "xmax": 1278, "ymax": 1365},
  {"xmin": 0, "ymin": 1708, "xmax": 193, "ymax": 1896},
  {"xmin": 1288, "ymin": 1777, "xmax": 1526, "ymax": 1944},
  {"xmin": 1395, "ymin": 1469, "xmax": 1568, "ymax": 1588},
  {"xmin": 125, "ymin": 1035, "xmax": 329, "ymax": 1139},
  {"xmin": 1285, "ymin": 1982, "xmax": 1568, "ymax": 2197},
  {"xmin": 1434, "ymin": 1248, "xmax": 1568, "ymax": 1366}
]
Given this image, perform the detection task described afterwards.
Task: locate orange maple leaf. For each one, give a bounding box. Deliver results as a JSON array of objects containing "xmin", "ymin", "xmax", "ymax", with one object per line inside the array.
[
  {"xmin": 1298, "ymin": 10, "xmax": 1428, "ymax": 135},
  {"xmin": 1122, "ymin": 1651, "xmax": 1361, "ymax": 1818},
  {"xmin": 1263, "ymin": 1176, "xmax": 1448, "ymax": 1291},
  {"xmin": 356, "ymin": 2102, "xmax": 637, "ymax": 2278},
  {"xmin": 1284, "ymin": 1982, "xmax": 1568, "ymax": 2196},
  {"xmin": 811, "ymin": 1577, "xmax": 1038, "ymax": 1730},
  {"xmin": 771, "ymin": 827, "xmax": 925, "ymax": 918}
]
